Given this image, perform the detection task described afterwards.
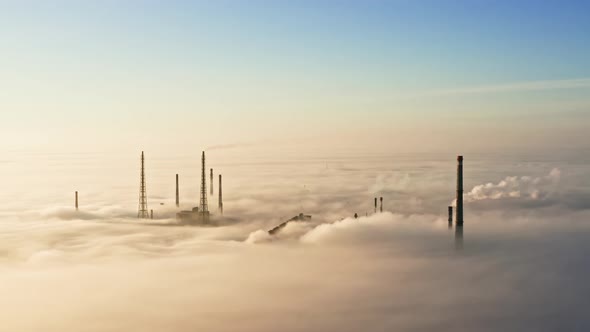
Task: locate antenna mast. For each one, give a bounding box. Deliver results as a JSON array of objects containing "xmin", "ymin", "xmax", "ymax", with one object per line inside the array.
[
  {"xmin": 200, "ymin": 151, "xmax": 209, "ymax": 213},
  {"xmin": 138, "ymin": 151, "xmax": 149, "ymax": 218}
]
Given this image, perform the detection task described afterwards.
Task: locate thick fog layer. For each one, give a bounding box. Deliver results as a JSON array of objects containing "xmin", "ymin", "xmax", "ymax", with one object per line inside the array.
[{"xmin": 1, "ymin": 151, "xmax": 590, "ymax": 331}]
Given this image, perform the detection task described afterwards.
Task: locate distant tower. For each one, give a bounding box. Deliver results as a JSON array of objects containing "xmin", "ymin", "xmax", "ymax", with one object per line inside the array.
[
  {"xmin": 200, "ymin": 151, "xmax": 209, "ymax": 214},
  {"xmin": 448, "ymin": 206, "xmax": 453, "ymax": 229},
  {"xmin": 75, "ymin": 191, "xmax": 79, "ymax": 210},
  {"xmin": 210, "ymin": 168, "xmax": 214, "ymax": 196},
  {"xmin": 218, "ymin": 174, "xmax": 223, "ymax": 215},
  {"xmin": 380, "ymin": 197, "xmax": 383, "ymax": 213},
  {"xmin": 175, "ymin": 174, "xmax": 179, "ymax": 207},
  {"xmin": 138, "ymin": 151, "xmax": 149, "ymax": 219},
  {"xmin": 150, "ymin": 209, "xmax": 153, "ymax": 220},
  {"xmin": 456, "ymin": 156, "xmax": 464, "ymax": 226},
  {"xmin": 374, "ymin": 197, "xmax": 377, "ymax": 213}
]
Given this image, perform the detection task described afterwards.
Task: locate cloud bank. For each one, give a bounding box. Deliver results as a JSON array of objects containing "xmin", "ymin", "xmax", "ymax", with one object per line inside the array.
[{"xmin": 2, "ymin": 153, "xmax": 590, "ymax": 331}]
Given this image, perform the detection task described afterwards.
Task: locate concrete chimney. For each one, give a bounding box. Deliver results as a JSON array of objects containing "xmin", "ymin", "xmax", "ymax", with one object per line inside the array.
[
  {"xmin": 175, "ymin": 174, "xmax": 179, "ymax": 207},
  {"xmin": 448, "ymin": 206, "xmax": 453, "ymax": 229},
  {"xmin": 379, "ymin": 197, "xmax": 383, "ymax": 213},
  {"xmin": 210, "ymin": 168, "xmax": 214, "ymax": 196},
  {"xmin": 75, "ymin": 191, "xmax": 78, "ymax": 210},
  {"xmin": 456, "ymin": 155, "xmax": 464, "ymax": 226},
  {"xmin": 218, "ymin": 174, "xmax": 223, "ymax": 215}
]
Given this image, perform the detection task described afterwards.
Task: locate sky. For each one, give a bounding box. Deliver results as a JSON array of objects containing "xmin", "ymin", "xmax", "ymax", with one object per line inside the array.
[{"xmin": 1, "ymin": 0, "xmax": 590, "ymax": 154}]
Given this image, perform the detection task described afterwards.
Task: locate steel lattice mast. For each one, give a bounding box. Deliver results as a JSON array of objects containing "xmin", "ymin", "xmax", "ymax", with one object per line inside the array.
[
  {"xmin": 138, "ymin": 151, "xmax": 149, "ymax": 218},
  {"xmin": 200, "ymin": 151, "xmax": 209, "ymax": 213}
]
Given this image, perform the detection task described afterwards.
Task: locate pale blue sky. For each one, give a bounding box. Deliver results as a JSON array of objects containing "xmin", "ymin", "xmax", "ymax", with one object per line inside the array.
[{"xmin": 1, "ymin": 1, "xmax": 589, "ymax": 153}]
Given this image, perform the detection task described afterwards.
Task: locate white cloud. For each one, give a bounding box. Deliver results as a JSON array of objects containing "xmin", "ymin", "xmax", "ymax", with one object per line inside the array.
[{"xmin": 465, "ymin": 168, "xmax": 560, "ymax": 203}]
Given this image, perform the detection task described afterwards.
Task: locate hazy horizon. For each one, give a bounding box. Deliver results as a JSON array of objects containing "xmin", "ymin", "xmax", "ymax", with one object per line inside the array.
[{"xmin": 2, "ymin": 1, "xmax": 590, "ymax": 331}]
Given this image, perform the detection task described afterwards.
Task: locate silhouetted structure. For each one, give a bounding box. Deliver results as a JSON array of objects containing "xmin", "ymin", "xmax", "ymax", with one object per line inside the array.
[
  {"xmin": 175, "ymin": 174, "xmax": 179, "ymax": 207},
  {"xmin": 456, "ymin": 155, "xmax": 464, "ymax": 226},
  {"xmin": 210, "ymin": 168, "xmax": 214, "ymax": 196},
  {"xmin": 200, "ymin": 152, "xmax": 209, "ymax": 217},
  {"xmin": 177, "ymin": 151, "xmax": 210, "ymax": 224},
  {"xmin": 268, "ymin": 213, "xmax": 311, "ymax": 235},
  {"xmin": 448, "ymin": 206, "xmax": 453, "ymax": 229},
  {"xmin": 150, "ymin": 209, "xmax": 153, "ymax": 220},
  {"xmin": 354, "ymin": 213, "xmax": 358, "ymax": 219},
  {"xmin": 380, "ymin": 197, "xmax": 383, "ymax": 213},
  {"xmin": 138, "ymin": 151, "xmax": 149, "ymax": 219},
  {"xmin": 374, "ymin": 197, "xmax": 377, "ymax": 213},
  {"xmin": 75, "ymin": 191, "xmax": 78, "ymax": 210},
  {"xmin": 218, "ymin": 174, "xmax": 223, "ymax": 214}
]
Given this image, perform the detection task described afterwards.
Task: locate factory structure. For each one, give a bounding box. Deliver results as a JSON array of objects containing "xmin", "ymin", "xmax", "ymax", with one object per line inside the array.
[
  {"xmin": 69, "ymin": 150, "xmax": 467, "ymax": 249},
  {"xmin": 131, "ymin": 150, "xmax": 225, "ymax": 225},
  {"xmin": 130, "ymin": 152, "xmax": 466, "ymax": 247},
  {"xmin": 176, "ymin": 151, "xmax": 225, "ymax": 225},
  {"xmin": 73, "ymin": 149, "xmax": 466, "ymax": 246}
]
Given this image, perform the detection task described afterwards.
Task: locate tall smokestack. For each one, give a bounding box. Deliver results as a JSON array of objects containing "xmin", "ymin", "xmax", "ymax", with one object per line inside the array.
[
  {"xmin": 176, "ymin": 174, "xmax": 180, "ymax": 207},
  {"xmin": 210, "ymin": 168, "xmax": 214, "ymax": 196},
  {"xmin": 448, "ymin": 206, "xmax": 453, "ymax": 229},
  {"xmin": 374, "ymin": 197, "xmax": 377, "ymax": 214},
  {"xmin": 379, "ymin": 197, "xmax": 383, "ymax": 213},
  {"xmin": 456, "ymin": 155, "xmax": 464, "ymax": 226},
  {"xmin": 75, "ymin": 191, "xmax": 78, "ymax": 210},
  {"xmin": 150, "ymin": 209, "xmax": 153, "ymax": 220},
  {"xmin": 218, "ymin": 174, "xmax": 223, "ymax": 215},
  {"xmin": 175, "ymin": 174, "xmax": 179, "ymax": 207}
]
